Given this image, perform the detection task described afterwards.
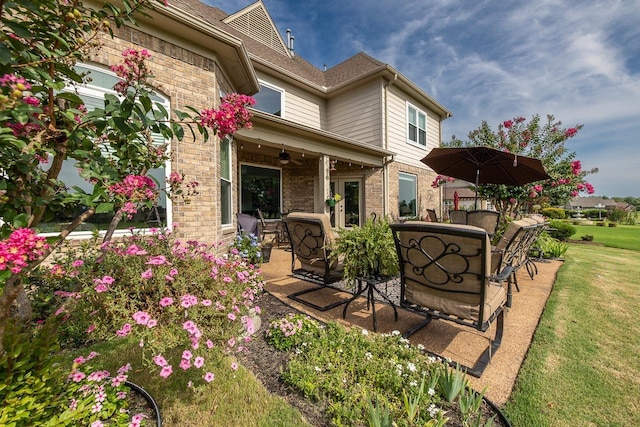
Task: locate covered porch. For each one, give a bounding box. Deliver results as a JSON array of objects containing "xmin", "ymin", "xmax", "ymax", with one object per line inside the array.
[{"xmin": 233, "ymin": 110, "xmax": 395, "ymax": 228}]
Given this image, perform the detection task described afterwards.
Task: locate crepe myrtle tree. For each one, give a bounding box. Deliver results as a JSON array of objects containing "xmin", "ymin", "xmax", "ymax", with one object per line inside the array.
[
  {"xmin": 440, "ymin": 114, "xmax": 597, "ymax": 218},
  {"xmin": 0, "ymin": 0, "xmax": 254, "ymax": 348}
]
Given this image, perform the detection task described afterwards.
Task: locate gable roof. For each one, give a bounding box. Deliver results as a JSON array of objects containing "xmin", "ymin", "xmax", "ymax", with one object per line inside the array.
[
  {"xmin": 568, "ymin": 197, "xmax": 617, "ymax": 209},
  {"xmin": 162, "ymin": 0, "xmax": 452, "ymax": 118}
]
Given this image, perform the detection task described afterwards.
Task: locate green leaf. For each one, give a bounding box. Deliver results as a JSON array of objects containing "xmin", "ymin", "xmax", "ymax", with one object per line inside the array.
[
  {"xmin": 95, "ymin": 203, "xmax": 114, "ymax": 214},
  {"xmin": 55, "ymin": 92, "xmax": 84, "ymax": 105},
  {"xmin": 0, "ymin": 43, "xmax": 13, "ymax": 64}
]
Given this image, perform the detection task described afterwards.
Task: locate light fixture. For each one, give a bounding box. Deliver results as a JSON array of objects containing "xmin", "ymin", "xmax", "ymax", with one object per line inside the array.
[
  {"xmin": 330, "ymin": 160, "xmax": 337, "ymax": 171},
  {"xmin": 279, "ymin": 148, "xmax": 290, "ymax": 164}
]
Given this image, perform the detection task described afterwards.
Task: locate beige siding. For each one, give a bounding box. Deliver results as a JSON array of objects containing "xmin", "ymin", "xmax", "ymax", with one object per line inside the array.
[
  {"xmin": 256, "ymin": 73, "xmax": 325, "ymax": 129},
  {"xmin": 326, "ymin": 81, "xmax": 383, "ymax": 146},
  {"xmin": 386, "ymin": 85, "xmax": 441, "ymax": 169}
]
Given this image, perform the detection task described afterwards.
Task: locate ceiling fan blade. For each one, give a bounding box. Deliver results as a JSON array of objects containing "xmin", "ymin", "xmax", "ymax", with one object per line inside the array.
[{"xmin": 290, "ymin": 158, "xmax": 303, "ymax": 165}]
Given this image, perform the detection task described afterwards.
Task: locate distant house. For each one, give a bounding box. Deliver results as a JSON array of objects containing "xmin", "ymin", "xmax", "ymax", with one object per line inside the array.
[
  {"xmin": 566, "ymin": 197, "xmax": 618, "ymax": 211},
  {"xmin": 55, "ymin": 0, "xmax": 451, "ymax": 245},
  {"xmin": 615, "ymin": 201, "xmax": 636, "ymax": 212}
]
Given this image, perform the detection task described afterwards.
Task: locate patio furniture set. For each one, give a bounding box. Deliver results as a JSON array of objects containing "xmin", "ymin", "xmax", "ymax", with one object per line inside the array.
[{"xmin": 280, "ymin": 212, "xmax": 549, "ymax": 377}]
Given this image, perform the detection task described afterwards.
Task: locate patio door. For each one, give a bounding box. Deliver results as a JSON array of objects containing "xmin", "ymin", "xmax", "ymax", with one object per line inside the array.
[{"xmin": 330, "ymin": 178, "xmax": 362, "ymax": 228}]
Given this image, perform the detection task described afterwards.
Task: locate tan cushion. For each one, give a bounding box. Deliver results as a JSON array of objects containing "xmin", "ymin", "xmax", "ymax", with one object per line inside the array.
[{"xmin": 286, "ymin": 212, "xmax": 337, "ymax": 243}]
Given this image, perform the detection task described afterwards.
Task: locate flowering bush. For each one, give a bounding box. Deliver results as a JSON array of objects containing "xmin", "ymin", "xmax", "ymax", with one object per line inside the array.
[
  {"xmin": 443, "ymin": 114, "xmax": 597, "ymax": 218},
  {"xmin": 32, "ymin": 228, "xmax": 263, "ymax": 388},
  {"xmin": 265, "ymin": 313, "xmax": 320, "ymax": 351},
  {"xmin": 230, "ymin": 233, "xmax": 263, "ymax": 265}
]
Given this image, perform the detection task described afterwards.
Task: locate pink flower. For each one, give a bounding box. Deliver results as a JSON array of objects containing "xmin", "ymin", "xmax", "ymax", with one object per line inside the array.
[
  {"xmin": 201, "ymin": 299, "xmax": 212, "ymax": 306},
  {"xmin": 72, "ymin": 260, "xmax": 84, "ymax": 268},
  {"xmin": 159, "ymin": 297, "xmax": 174, "ymax": 307},
  {"xmin": 141, "ymin": 269, "xmax": 153, "ymax": 279},
  {"xmin": 230, "ymin": 362, "xmax": 238, "ymax": 371},
  {"xmin": 227, "ymin": 312, "xmax": 236, "ymax": 321},
  {"xmin": 206, "ymin": 339, "xmax": 214, "ymax": 349},
  {"xmin": 132, "ymin": 311, "xmax": 151, "ymax": 325},
  {"xmin": 159, "ymin": 365, "xmax": 173, "ymax": 378},
  {"xmin": 194, "ymin": 356, "xmax": 205, "ymax": 369},
  {"xmin": 70, "ymin": 371, "xmax": 86, "ymax": 382},
  {"xmin": 94, "ymin": 283, "xmax": 108, "ymax": 293},
  {"xmin": 101, "ymin": 276, "xmax": 115, "ymax": 285},
  {"xmin": 146, "ymin": 255, "xmax": 169, "ymax": 265},
  {"xmin": 153, "ymin": 355, "xmax": 167, "ymax": 367},
  {"xmin": 146, "ymin": 319, "xmax": 157, "ymax": 328},
  {"xmin": 182, "ymin": 350, "xmax": 193, "ymax": 360},
  {"xmin": 181, "ymin": 294, "xmax": 198, "ymax": 308},
  {"xmin": 116, "ymin": 323, "xmax": 132, "ymax": 337},
  {"xmin": 179, "ymin": 358, "xmax": 191, "ymax": 371},
  {"xmin": 204, "ymin": 372, "xmax": 215, "ymax": 383},
  {"xmin": 86, "ymin": 324, "xmax": 96, "ymax": 334}
]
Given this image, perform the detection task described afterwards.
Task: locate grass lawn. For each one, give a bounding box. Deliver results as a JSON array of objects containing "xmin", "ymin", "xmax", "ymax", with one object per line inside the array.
[
  {"xmin": 571, "ymin": 223, "xmax": 640, "ymax": 251},
  {"xmin": 503, "ymin": 242, "xmax": 640, "ymax": 426}
]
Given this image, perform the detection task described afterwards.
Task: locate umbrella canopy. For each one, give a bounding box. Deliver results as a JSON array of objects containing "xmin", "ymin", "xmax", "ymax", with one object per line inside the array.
[{"xmin": 421, "ymin": 146, "xmax": 551, "ymax": 208}]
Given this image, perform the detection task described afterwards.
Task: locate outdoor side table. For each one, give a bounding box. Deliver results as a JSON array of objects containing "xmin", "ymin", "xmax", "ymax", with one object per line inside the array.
[{"xmin": 342, "ymin": 275, "xmax": 398, "ymax": 332}]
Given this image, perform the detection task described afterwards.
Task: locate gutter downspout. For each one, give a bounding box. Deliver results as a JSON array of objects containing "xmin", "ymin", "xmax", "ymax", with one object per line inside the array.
[
  {"xmin": 383, "ymin": 74, "xmax": 398, "ymax": 218},
  {"xmin": 438, "ymin": 112, "xmax": 452, "ymax": 219}
]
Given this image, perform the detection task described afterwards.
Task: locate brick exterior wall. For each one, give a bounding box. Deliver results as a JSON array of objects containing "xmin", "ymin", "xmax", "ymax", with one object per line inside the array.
[{"xmin": 93, "ymin": 25, "xmax": 238, "ymax": 247}]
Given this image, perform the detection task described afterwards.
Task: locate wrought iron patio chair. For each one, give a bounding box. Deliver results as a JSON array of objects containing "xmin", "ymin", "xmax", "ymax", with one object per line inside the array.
[
  {"xmin": 256, "ymin": 208, "xmax": 281, "ymax": 246},
  {"xmin": 467, "ymin": 210, "xmax": 501, "ymax": 240},
  {"xmin": 426, "ymin": 208, "xmax": 438, "ymax": 222},
  {"xmin": 449, "ymin": 209, "xmax": 467, "ymax": 224},
  {"xmin": 282, "ymin": 212, "xmax": 347, "ymax": 311},
  {"xmin": 391, "ymin": 221, "xmax": 512, "ymax": 377}
]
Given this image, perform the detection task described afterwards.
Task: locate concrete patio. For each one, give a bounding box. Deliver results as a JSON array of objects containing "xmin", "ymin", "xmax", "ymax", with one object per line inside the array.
[{"xmin": 258, "ymin": 246, "xmax": 562, "ymax": 405}]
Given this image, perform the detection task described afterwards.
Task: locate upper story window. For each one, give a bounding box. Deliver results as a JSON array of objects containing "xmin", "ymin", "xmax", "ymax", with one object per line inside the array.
[
  {"xmin": 407, "ymin": 103, "xmax": 427, "ymax": 147},
  {"xmin": 253, "ymin": 80, "xmax": 284, "ymax": 117}
]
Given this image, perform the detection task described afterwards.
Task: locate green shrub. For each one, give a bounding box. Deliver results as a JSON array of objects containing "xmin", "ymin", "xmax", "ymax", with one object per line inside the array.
[
  {"xmin": 608, "ymin": 207, "xmax": 626, "ymax": 223},
  {"xmin": 547, "ymin": 220, "xmax": 576, "ymax": 241},
  {"xmin": 608, "ymin": 222, "xmax": 618, "ymax": 227},
  {"xmin": 623, "ymin": 211, "xmax": 638, "ymax": 225},
  {"xmin": 265, "ymin": 313, "xmax": 321, "ymax": 351},
  {"xmin": 581, "ymin": 235, "xmax": 594, "ymax": 241},
  {"xmin": 541, "ymin": 207, "xmax": 565, "ymax": 219},
  {"xmin": 596, "ymin": 221, "xmax": 606, "ymax": 226}
]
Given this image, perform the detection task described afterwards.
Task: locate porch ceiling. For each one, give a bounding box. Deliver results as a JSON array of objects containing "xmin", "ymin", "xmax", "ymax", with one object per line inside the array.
[{"xmin": 235, "ymin": 111, "xmax": 394, "ymax": 167}]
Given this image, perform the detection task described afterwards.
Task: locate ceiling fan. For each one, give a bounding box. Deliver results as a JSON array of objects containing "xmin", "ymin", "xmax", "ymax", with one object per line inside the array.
[{"xmin": 279, "ymin": 148, "xmax": 302, "ymax": 165}]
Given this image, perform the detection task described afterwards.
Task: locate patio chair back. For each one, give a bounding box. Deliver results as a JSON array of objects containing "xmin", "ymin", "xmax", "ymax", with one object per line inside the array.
[
  {"xmin": 467, "ymin": 210, "xmax": 501, "ymax": 238},
  {"xmin": 390, "ymin": 221, "xmax": 510, "ymax": 377},
  {"xmin": 426, "ymin": 208, "xmax": 438, "ymax": 222},
  {"xmin": 449, "ymin": 210, "xmax": 467, "ymax": 224},
  {"xmin": 237, "ymin": 212, "xmax": 260, "ymax": 236},
  {"xmin": 282, "ymin": 212, "xmax": 342, "ymax": 285}
]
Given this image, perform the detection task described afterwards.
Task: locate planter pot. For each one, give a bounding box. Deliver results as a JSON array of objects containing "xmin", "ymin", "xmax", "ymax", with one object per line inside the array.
[
  {"xmin": 326, "ymin": 199, "xmax": 336, "ymax": 207},
  {"xmin": 261, "ymin": 245, "xmax": 273, "ymax": 263},
  {"xmin": 125, "ymin": 381, "xmax": 162, "ymax": 426}
]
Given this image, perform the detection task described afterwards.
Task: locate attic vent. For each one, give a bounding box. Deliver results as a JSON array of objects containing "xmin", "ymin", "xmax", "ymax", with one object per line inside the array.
[{"xmin": 226, "ymin": 7, "xmax": 289, "ymax": 56}]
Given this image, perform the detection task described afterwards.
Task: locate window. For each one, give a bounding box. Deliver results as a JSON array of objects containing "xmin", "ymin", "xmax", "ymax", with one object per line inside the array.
[
  {"xmin": 407, "ymin": 103, "xmax": 427, "ymax": 146},
  {"xmin": 220, "ymin": 137, "xmax": 232, "ymax": 225},
  {"xmin": 39, "ymin": 64, "xmax": 170, "ymax": 235},
  {"xmin": 253, "ymin": 81, "xmax": 284, "ymax": 117},
  {"xmin": 399, "ymin": 172, "xmax": 417, "ymax": 218},
  {"xmin": 240, "ymin": 164, "xmax": 281, "ymax": 219}
]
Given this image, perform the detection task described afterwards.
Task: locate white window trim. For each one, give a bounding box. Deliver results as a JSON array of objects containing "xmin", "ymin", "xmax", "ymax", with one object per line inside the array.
[
  {"xmin": 398, "ymin": 172, "xmax": 418, "ymax": 218},
  {"xmin": 220, "ymin": 137, "xmax": 233, "ymax": 227},
  {"xmin": 257, "ymin": 79, "xmax": 285, "ymax": 118},
  {"xmin": 40, "ymin": 63, "xmax": 173, "ymax": 239},
  {"xmin": 406, "ymin": 102, "xmax": 427, "ymax": 149}
]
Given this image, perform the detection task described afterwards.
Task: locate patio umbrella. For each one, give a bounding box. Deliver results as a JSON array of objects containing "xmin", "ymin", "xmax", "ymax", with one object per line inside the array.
[
  {"xmin": 421, "ymin": 146, "xmax": 551, "ymax": 209},
  {"xmin": 453, "ymin": 191, "xmax": 459, "ymax": 211}
]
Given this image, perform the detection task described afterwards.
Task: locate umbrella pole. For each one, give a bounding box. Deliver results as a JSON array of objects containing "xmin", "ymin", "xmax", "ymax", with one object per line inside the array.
[{"xmin": 474, "ymin": 168, "xmax": 479, "ymax": 210}]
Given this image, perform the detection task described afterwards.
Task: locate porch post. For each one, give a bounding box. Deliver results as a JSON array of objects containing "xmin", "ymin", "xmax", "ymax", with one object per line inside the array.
[{"xmin": 319, "ymin": 155, "xmax": 331, "ymax": 214}]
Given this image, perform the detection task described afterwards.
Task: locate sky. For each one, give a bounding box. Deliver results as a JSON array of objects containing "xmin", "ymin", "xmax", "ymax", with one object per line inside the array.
[{"xmin": 204, "ymin": 0, "xmax": 640, "ymax": 197}]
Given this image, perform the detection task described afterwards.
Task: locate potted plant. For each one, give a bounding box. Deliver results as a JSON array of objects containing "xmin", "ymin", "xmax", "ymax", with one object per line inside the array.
[
  {"xmin": 326, "ymin": 193, "xmax": 342, "ymax": 207},
  {"xmin": 329, "ymin": 214, "xmax": 398, "ymax": 283}
]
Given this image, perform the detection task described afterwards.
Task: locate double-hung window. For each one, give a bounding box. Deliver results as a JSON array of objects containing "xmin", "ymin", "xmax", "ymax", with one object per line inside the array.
[
  {"xmin": 220, "ymin": 137, "xmax": 232, "ymax": 226},
  {"xmin": 407, "ymin": 103, "xmax": 427, "ymax": 147},
  {"xmin": 253, "ymin": 80, "xmax": 284, "ymax": 117},
  {"xmin": 399, "ymin": 172, "xmax": 417, "ymax": 218},
  {"xmin": 40, "ymin": 64, "xmax": 171, "ymax": 236}
]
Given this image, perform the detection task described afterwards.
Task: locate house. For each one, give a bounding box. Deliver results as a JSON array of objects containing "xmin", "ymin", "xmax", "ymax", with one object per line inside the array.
[
  {"xmin": 60, "ymin": 0, "xmax": 451, "ymax": 245},
  {"xmin": 565, "ymin": 197, "xmax": 618, "ymax": 211}
]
